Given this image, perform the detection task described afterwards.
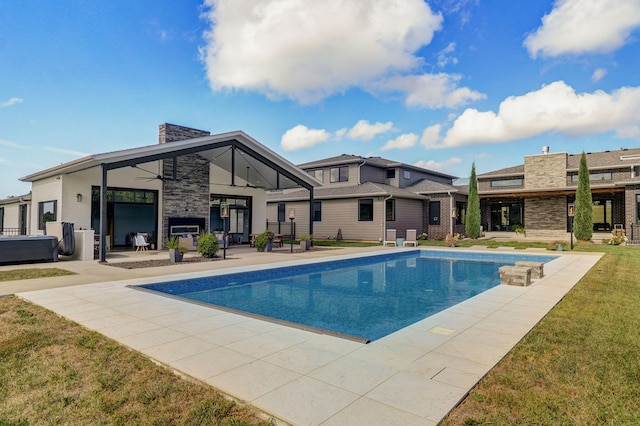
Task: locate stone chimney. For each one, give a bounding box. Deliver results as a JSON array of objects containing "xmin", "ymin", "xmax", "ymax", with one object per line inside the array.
[{"xmin": 159, "ymin": 123, "xmax": 210, "ymax": 144}]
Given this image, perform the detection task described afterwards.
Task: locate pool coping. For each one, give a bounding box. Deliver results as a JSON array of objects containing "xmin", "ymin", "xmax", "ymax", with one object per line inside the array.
[{"xmin": 17, "ymin": 247, "xmax": 602, "ymax": 425}]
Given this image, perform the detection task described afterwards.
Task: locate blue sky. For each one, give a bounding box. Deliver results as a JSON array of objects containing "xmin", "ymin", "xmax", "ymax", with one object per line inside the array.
[{"xmin": 2, "ymin": 0, "xmax": 640, "ymax": 198}]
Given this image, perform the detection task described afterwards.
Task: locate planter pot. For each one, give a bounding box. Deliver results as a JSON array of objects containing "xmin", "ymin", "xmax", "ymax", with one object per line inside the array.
[
  {"xmin": 300, "ymin": 241, "xmax": 307, "ymax": 251},
  {"xmin": 305, "ymin": 240, "xmax": 311, "ymax": 250},
  {"xmin": 169, "ymin": 248, "xmax": 183, "ymax": 263},
  {"xmin": 266, "ymin": 241, "xmax": 273, "ymax": 252}
]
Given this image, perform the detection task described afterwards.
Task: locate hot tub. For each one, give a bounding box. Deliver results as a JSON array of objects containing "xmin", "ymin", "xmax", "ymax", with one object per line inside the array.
[{"xmin": 0, "ymin": 236, "xmax": 59, "ymax": 265}]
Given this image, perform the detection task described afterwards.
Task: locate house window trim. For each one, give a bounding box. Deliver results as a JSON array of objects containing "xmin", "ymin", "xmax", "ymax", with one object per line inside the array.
[
  {"xmin": 358, "ymin": 198, "xmax": 374, "ymax": 221},
  {"xmin": 490, "ymin": 178, "xmax": 524, "ymax": 187},
  {"xmin": 429, "ymin": 201, "xmax": 440, "ymax": 225},
  {"xmin": 386, "ymin": 198, "xmax": 396, "ymax": 221},
  {"xmin": 330, "ymin": 166, "xmax": 349, "ymax": 183},
  {"xmin": 277, "ymin": 203, "xmax": 286, "ymax": 223},
  {"xmin": 308, "ymin": 169, "xmax": 324, "ymax": 183},
  {"xmin": 312, "ymin": 201, "xmax": 322, "ymax": 222},
  {"xmin": 38, "ymin": 200, "xmax": 57, "ymax": 230},
  {"xmin": 0, "ymin": 207, "xmax": 4, "ymax": 232},
  {"xmin": 570, "ymin": 172, "xmax": 612, "ymax": 182}
]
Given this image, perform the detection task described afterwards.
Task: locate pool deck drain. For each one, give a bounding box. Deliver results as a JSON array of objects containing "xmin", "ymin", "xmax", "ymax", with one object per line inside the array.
[{"xmin": 15, "ymin": 247, "xmax": 602, "ymax": 425}]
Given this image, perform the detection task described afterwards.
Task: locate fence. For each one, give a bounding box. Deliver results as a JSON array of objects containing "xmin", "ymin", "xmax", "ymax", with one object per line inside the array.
[{"xmin": 0, "ymin": 228, "xmax": 26, "ymax": 236}]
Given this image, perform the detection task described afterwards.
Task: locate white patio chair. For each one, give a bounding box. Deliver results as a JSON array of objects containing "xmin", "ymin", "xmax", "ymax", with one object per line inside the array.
[
  {"xmin": 134, "ymin": 235, "xmax": 149, "ymax": 254},
  {"xmin": 404, "ymin": 229, "xmax": 418, "ymax": 247},
  {"xmin": 384, "ymin": 229, "xmax": 397, "ymax": 246}
]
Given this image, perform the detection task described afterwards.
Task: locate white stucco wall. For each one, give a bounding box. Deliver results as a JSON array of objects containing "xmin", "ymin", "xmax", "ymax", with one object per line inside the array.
[
  {"xmin": 30, "ymin": 176, "xmax": 63, "ymax": 234},
  {"xmin": 0, "ymin": 200, "xmax": 30, "ymax": 234}
]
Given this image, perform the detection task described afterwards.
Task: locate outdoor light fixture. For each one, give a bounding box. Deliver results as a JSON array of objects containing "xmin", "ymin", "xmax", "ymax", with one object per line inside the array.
[
  {"xmin": 221, "ymin": 202, "xmax": 229, "ymax": 259},
  {"xmin": 76, "ymin": 193, "xmax": 82, "ymax": 202},
  {"xmin": 289, "ymin": 209, "xmax": 295, "ymax": 253}
]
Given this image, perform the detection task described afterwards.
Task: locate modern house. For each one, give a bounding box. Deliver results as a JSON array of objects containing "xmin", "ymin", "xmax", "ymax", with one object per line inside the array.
[
  {"xmin": 478, "ymin": 146, "xmax": 640, "ymax": 240},
  {"xmin": 0, "ymin": 193, "xmax": 31, "ymax": 236},
  {"xmin": 10, "ymin": 124, "xmax": 320, "ymax": 261},
  {"xmin": 266, "ymin": 154, "xmax": 467, "ymax": 242}
]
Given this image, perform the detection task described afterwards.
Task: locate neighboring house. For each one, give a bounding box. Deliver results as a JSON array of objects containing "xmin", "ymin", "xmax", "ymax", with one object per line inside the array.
[
  {"xmin": 266, "ymin": 154, "xmax": 465, "ymax": 241},
  {"xmin": 14, "ymin": 124, "xmax": 320, "ymax": 261},
  {"xmin": 0, "ymin": 193, "xmax": 31, "ymax": 236},
  {"xmin": 478, "ymin": 146, "xmax": 640, "ymax": 240}
]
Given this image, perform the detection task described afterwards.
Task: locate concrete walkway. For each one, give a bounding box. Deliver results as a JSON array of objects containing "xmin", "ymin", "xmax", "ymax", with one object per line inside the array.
[{"xmin": 6, "ymin": 246, "xmax": 602, "ymax": 425}]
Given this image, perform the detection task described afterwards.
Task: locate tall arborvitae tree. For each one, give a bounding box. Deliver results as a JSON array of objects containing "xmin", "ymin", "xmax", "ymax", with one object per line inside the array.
[
  {"xmin": 465, "ymin": 162, "xmax": 481, "ymax": 238},
  {"xmin": 573, "ymin": 152, "xmax": 593, "ymax": 241}
]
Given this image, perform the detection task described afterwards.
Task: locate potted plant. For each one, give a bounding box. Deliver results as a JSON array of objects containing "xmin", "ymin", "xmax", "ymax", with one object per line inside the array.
[
  {"xmin": 512, "ymin": 224, "xmax": 526, "ymax": 236},
  {"xmin": 165, "ymin": 235, "xmax": 186, "ymax": 263},
  {"xmin": 255, "ymin": 230, "xmax": 273, "ymax": 252},
  {"xmin": 445, "ymin": 233, "xmax": 459, "ymax": 247},
  {"xmin": 550, "ymin": 240, "xmax": 569, "ymax": 251},
  {"xmin": 299, "ymin": 234, "xmax": 312, "ymax": 251},
  {"xmin": 196, "ymin": 232, "xmax": 219, "ymax": 258}
]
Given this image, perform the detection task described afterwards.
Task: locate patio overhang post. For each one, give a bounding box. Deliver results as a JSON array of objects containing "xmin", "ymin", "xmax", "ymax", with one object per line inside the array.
[{"xmin": 99, "ymin": 164, "xmax": 108, "ymax": 263}]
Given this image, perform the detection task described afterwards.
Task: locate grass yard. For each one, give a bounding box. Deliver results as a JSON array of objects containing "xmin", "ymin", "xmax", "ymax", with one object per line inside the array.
[
  {"xmin": 442, "ymin": 244, "xmax": 640, "ymax": 424},
  {"xmin": 0, "ymin": 296, "xmax": 270, "ymax": 426},
  {"xmin": 0, "ymin": 268, "xmax": 76, "ymax": 282}
]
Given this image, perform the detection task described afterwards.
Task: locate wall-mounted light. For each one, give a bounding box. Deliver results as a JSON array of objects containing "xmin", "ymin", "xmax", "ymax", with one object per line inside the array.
[{"xmin": 76, "ymin": 193, "xmax": 83, "ymax": 202}]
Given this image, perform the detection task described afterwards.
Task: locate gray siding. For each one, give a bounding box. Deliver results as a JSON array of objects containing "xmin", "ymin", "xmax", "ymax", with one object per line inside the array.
[
  {"xmin": 388, "ymin": 198, "xmax": 424, "ymax": 238},
  {"xmin": 360, "ymin": 165, "xmax": 385, "ymax": 184}
]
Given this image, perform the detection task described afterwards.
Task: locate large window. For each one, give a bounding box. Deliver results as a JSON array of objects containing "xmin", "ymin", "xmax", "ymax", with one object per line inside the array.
[
  {"xmin": 386, "ymin": 169, "xmax": 396, "ymax": 179},
  {"xmin": 491, "ymin": 178, "xmax": 523, "ymax": 187},
  {"xmin": 386, "ymin": 198, "xmax": 395, "ymax": 221},
  {"xmin": 308, "ymin": 169, "xmax": 324, "ymax": 182},
  {"xmin": 358, "ymin": 199, "xmax": 374, "ymax": 221},
  {"xmin": 330, "ymin": 166, "xmax": 349, "ymax": 183},
  {"xmin": 312, "ymin": 201, "xmax": 322, "ymax": 222},
  {"xmin": 38, "ymin": 200, "xmax": 57, "ymax": 230},
  {"xmin": 429, "ymin": 201, "xmax": 440, "ymax": 225},
  {"xmin": 571, "ymin": 172, "xmax": 612, "ymax": 182}
]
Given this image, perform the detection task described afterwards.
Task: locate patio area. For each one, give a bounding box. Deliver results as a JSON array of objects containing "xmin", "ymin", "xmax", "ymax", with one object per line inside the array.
[{"xmin": 5, "ymin": 246, "xmax": 602, "ymax": 425}]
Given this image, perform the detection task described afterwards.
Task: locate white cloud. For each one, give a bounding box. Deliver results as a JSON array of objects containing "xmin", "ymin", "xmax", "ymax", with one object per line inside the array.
[
  {"xmin": 437, "ymin": 42, "xmax": 458, "ymax": 67},
  {"xmin": 414, "ymin": 156, "xmax": 462, "ymax": 171},
  {"xmin": 200, "ymin": 0, "xmax": 444, "ymax": 104},
  {"xmin": 426, "ymin": 81, "xmax": 640, "ymax": 148},
  {"xmin": 524, "ymin": 0, "xmax": 640, "ymax": 58},
  {"xmin": 420, "ymin": 124, "xmax": 442, "ymax": 147},
  {"xmin": 347, "ymin": 120, "xmax": 394, "ymax": 141},
  {"xmin": 44, "ymin": 147, "xmax": 90, "ymax": 157},
  {"xmin": 280, "ymin": 124, "xmax": 332, "ymax": 151},
  {"xmin": 591, "ymin": 68, "xmax": 607, "ymax": 82},
  {"xmin": 1, "ymin": 97, "xmax": 23, "ymax": 108},
  {"xmin": 0, "ymin": 139, "xmax": 25, "ymax": 149},
  {"xmin": 380, "ymin": 133, "xmax": 418, "ymax": 151},
  {"xmin": 374, "ymin": 73, "xmax": 485, "ymax": 108}
]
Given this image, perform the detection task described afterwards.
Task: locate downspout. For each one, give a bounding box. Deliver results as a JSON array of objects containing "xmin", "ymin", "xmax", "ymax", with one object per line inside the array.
[
  {"xmin": 383, "ymin": 195, "xmax": 393, "ymax": 242},
  {"xmin": 357, "ymin": 159, "xmax": 366, "ymax": 184}
]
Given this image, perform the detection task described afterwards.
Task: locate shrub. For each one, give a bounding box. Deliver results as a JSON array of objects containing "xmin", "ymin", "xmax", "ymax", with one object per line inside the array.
[
  {"xmin": 255, "ymin": 230, "xmax": 273, "ymax": 252},
  {"xmin": 196, "ymin": 233, "xmax": 219, "ymax": 258},
  {"xmin": 602, "ymin": 236, "xmax": 626, "ymax": 245},
  {"xmin": 164, "ymin": 235, "xmax": 179, "ymax": 249},
  {"xmin": 417, "ymin": 232, "xmax": 428, "ymax": 240}
]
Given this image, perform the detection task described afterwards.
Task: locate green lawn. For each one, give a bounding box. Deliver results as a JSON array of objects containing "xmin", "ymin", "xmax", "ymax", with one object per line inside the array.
[
  {"xmin": 0, "ymin": 296, "xmax": 270, "ymax": 425},
  {"xmin": 0, "ymin": 268, "xmax": 76, "ymax": 282},
  {"xmin": 442, "ymin": 244, "xmax": 640, "ymax": 424}
]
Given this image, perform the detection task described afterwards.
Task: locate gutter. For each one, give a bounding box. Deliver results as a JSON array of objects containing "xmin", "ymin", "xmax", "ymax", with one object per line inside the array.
[{"xmin": 357, "ymin": 159, "xmax": 366, "ymax": 184}]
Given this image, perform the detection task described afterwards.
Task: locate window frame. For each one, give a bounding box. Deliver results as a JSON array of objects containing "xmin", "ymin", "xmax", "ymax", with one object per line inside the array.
[
  {"xmin": 312, "ymin": 201, "xmax": 322, "ymax": 222},
  {"xmin": 386, "ymin": 169, "xmax": 396, "ymax": 179},
  {"xmin": 38, "ymin": 200, "xmax": 57, "ymax": 230},
  {"xmin": 0, "ymin": 207, "xmax": 4, "ymax": 232},
  {"xmin": 330, "ymin": 166, "xmax": 349, "ymax": 183},
  {"xmin": 358, "ymin": 198, "xmax": 374, "ymax": 221},
  {"xmin": 385, "ymin": 198, "xmax": 396, "ymax": 221},
  {"xmin": 429, "ymin": 201, "xmax": 440, "ymax": 225},
  {"xmin": 308, "ymin": 169, "xmax": 324, "ymax": 183},
  {"xmin": 403, "ymin": 170, "xmax": 411, "ymax": 179},
  {"xmin": 277, "ymin": 203, "xmax": 286, "ymax": 223},
  {"xmin": 490, "ymin": 178, "xmax": 524, "ymax": 187}
]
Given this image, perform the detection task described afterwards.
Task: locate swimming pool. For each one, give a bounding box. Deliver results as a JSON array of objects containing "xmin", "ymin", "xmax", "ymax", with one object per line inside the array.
[{"xmin": 138, "ymin": 250, "xmax": 556, "ymax": 342}]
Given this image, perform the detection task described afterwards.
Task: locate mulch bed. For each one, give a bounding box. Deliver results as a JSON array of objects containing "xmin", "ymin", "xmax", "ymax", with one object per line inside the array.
[{"xmin": 106, "ymin": 256, "xmax": 225, "ymax": 269}]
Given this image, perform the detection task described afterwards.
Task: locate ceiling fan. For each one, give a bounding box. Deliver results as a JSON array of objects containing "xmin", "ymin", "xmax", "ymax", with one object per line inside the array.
[{"xmin": 132, "ymin": 165, "xmax": 175, "ymax": 182}]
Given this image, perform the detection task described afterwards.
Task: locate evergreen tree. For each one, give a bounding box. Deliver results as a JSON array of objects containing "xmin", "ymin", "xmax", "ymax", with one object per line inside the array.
[
  {"xmin": 465, "ymin": 162, "xmax": 481, "ymax": 238},
  {"xmin": 573, "ymin": 152, "xmax": 593, "ymax": 241}
]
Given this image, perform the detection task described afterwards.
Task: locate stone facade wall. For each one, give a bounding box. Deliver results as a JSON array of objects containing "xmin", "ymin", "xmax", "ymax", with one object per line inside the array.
[
  {"xmin": 525, "ymin": 196, "xmax": 567, "ymax": 234},
  {"xmin": 159, "ymin": 123, "xmax": 210, "ymax": 144},
  {"xmin": 625, "ymin": 185, "xmax": 640, "ymax": 234},
  {"xmin": 159, "ymin": 124, "xmax": 212, "ymax": 244},
  {"xmin": 524, "ymin": 153, "xmax": 567, "ymax": 189},
  {"xmin": 425, "ymin": 194, "xmax": 454, "ymax": 239}
]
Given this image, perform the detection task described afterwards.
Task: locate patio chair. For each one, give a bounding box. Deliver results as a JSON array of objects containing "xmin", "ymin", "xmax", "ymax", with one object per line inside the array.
[
  {"xmin": 384, "ymin": 229, "xmax": 397, "ymax": 246},
  {"xmin": 404, "ymin": 229, "xmax": 418, "ymax": 247},
  {"xmin": 134, "ymin": 235, "xmax": 149, "ymax": 254}
]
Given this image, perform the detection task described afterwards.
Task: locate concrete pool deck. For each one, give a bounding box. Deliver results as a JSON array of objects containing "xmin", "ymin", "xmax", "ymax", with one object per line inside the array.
[{"xmin": 8, "ymin": 246, "xmax": 602, "ymax": 425}]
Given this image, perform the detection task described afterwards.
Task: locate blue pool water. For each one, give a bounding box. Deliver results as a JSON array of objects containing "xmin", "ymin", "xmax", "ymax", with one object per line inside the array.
[{"xmin": 139, "ymin": 250, "xmax": 556, "ymax": 342}]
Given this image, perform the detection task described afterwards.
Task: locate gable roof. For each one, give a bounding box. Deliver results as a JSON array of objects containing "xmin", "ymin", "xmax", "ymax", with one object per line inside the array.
[
  {"xmin": 408, "ymin": 179, "xmax": 467, "ymax": 195},
  {"xmin": 19, "ymin": 131, "xmax": 320, "ymax": 191},
  {"xmin": 298, "ymin": 154, "xmax": 457, "ymax": 180}
]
